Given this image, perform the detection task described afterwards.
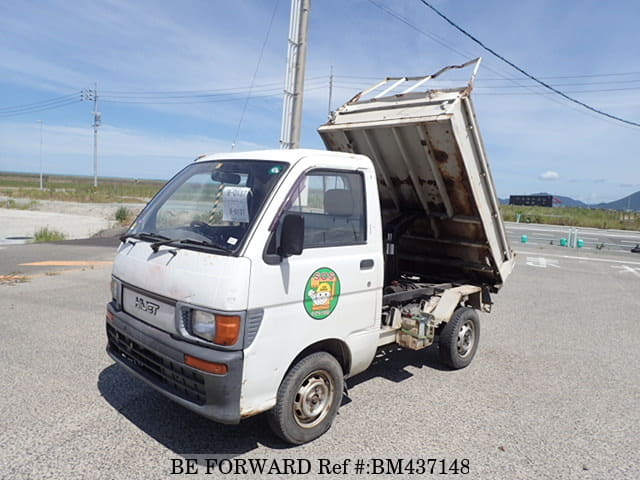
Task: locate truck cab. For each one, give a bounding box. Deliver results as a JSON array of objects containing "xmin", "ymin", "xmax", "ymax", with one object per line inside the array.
[{"xmin": 107, "ymin": 149, "xmax": 384, "ymax": 443}]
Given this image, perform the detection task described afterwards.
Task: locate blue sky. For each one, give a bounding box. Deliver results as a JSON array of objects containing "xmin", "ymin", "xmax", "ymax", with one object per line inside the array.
[{"xmin": 1, "ymin": 0, "xmax": 639, "ymax": 203}]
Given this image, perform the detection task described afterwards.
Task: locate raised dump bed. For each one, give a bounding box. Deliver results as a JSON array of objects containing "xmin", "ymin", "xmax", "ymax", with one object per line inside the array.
[{"xmin": 318, "ymin": 58, "xmax": 514, "ymax": 291}]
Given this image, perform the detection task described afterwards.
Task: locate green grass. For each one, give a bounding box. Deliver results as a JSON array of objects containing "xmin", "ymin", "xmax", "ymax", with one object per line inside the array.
[
  {"xmin": 500, "ymin": 205, "xmax": 640, "ymax": 231},
  {"xmin": 33, "ymin": 227, "xmax": 67, "ymax": 243},
  {"xmin": 0, "ymin": 172, "xmax": 165, "ymax": 203},
  {"xmin": 115, "ymin": 206, "xmax": 132, "ymax": 224}
]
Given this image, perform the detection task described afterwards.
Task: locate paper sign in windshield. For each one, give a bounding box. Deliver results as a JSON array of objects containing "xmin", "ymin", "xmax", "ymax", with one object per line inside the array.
[{"xmin": 223, "ymin": 186, "xmax": 251, "ymax": 223}]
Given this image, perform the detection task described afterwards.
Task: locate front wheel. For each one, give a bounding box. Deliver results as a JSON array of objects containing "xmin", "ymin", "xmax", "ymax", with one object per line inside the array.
[
  {"xmin": 438, "ymin": 307, "xmax": 480, "ymax": 369},
  {"xmin": 268, "ymin": 352, "xmax": 343, "ymax": 444}
]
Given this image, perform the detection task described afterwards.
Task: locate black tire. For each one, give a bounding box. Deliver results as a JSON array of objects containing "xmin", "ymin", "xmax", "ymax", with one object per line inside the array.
[
  {"xmin": 268, "ymin": 352, "xmax": 343, "ymax": 445},
  {"xmin": 438, "ymin": 307, "xmax": 480, "ymax": 369}
]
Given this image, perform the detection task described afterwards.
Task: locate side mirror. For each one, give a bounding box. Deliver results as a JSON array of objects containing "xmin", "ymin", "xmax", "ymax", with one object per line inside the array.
[{"xmin": 279, "ymin": 214, "xmax": 304, "ymax": 258}]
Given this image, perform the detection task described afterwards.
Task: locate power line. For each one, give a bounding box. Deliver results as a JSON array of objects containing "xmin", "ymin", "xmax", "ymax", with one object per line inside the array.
[
  {"xmin": 336, "ymin": 75, "xmax": 640, "ymax": 89},
  {"xmin": 365, "ymin": 0, "xmax": 604, "ymax": 122},
  {"xmin": 0, "ymin": 98, "xmax": 81, "ymax": 117},
  {"xmin": 336, "ymin": 71, "xmax": 640, "ymax": 81},
  {"xmin": 476, "ymin": 79, "xmax": 640, "ymax": 89},
  {"xmin": 334, "ymin": 72, "xmax": 640, "ymax": 83},
  {"xmin": 478, "ymin": 87, "xmax": 640, "ymax": 96},
  {"xmin": 475, "ymin": 86, "xmax": 640, "ymax": 96},
  {"xmin": 101, "ymin": 82, "xmax": 286, "ymax": 97},
  {"xmin": 100, "ymin": 76, "xmax": 326, "ymax": 96},
  {"xmin": 231, "ymin": 0, "xmax": 281, "ymax": 150},
  {"xmin": 98, "ymin": 85, "xmax": 327, "ymax": 105},
  {"xmin": 330, "ymin": 82, "xmax": 640, "ymax": 97},
  {"xmin": 367, "ymin": 0, "xmax": 638, "ymax": 127},
  {"xmin": 0, "ymin": 92, "xmax": 80, "ymax": 112},
  {"xmin": 416, "ymin": 0, "xmax": 640, "ymax": 128},
  {"xmin": 100, "ymin": 81, "xmax": 326, "ymax": 104},
  {"xmin": 100, "ymin": 92, "xmax": 281, "ymax": 105},
  {"xmin": 332, "ymin": 79, "xmax": 640, "ymax": 94}
]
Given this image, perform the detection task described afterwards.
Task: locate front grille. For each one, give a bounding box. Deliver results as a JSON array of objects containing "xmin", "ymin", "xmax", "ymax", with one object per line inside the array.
[{"xmin": 107, "ymin": 324, "xmax": 206, "ymax": 405}]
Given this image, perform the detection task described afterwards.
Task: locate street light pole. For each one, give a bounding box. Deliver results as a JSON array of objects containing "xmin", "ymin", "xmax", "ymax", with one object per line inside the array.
[{"xmin": 37, "ymin": 120, "xmax": 43, "ymax": 190}]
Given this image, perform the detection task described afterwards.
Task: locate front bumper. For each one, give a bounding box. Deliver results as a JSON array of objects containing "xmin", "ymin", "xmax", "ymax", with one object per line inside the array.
[{"xmin": 106, "ymin": 304, "xmax": 243, "ymax": 424}]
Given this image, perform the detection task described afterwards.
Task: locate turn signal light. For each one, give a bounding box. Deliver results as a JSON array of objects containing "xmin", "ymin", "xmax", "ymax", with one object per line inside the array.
[
  {"xmin": 214, "ymin": 315, "xmax": 241, "ymax": 346},
  {"xmin": 184, "ymin": 355, "xmax": 228, "ymax": 375}
]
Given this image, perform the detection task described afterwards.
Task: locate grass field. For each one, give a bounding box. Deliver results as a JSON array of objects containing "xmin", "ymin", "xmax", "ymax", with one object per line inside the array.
[
  {"xmin": 500, "ymin": 204, "xmax": 640, "ymax": 231},
  {"xmin": 0, "ymin": 172, "xmax": 165, "ymax": 203}
]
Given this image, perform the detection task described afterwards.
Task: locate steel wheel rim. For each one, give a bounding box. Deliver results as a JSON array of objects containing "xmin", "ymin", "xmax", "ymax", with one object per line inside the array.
[
  {"xmin": 293, "ymin": 369, "xmax": 334, "ymax": 429},
  {"xmin": 456, "ymin": 320, "xmax": 475, "ymax": 358}
]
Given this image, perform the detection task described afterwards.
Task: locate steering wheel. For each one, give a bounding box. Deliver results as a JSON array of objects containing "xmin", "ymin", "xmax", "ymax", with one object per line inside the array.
[
  {"xmin": 189, "ymin": 221, "xmax": 225, "ymax": 244},
  {"xmin": 189, "ymin": 220, "xmax": 209, "ymax": 230}
]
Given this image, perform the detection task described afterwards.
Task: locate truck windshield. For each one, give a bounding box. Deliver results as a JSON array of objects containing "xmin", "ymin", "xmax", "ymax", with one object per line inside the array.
[{"xmin": 126, "ymin": 160, "xmax": 288, "ymax": 254}]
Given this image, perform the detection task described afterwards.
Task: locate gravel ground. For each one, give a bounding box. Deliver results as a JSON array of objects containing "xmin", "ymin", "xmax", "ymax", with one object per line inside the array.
[
  {"xmin": 0, "ymin": 244, "xmax": 639, "ymax": 479},
  {"xmin": 0, "ymin": 198, "xmax": 144, "ymax": 243}
]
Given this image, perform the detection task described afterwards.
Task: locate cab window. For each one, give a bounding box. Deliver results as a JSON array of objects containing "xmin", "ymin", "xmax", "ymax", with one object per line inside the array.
[{"xmin": 286, "ymin": 170, "xmax": 366, "ymax": 247}]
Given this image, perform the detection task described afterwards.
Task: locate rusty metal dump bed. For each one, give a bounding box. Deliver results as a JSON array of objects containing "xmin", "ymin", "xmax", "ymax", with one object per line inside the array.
[{"xmin": 318, "ymin": 59, "xmax": 514, "ymax": 290}]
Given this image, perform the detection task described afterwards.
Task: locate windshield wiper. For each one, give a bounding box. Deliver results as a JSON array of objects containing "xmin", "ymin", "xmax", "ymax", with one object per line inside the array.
[
  {"xmin": 150, "ymin": 238, "xmax": 232, "ymax": 254},
  {"xmin": 120, "ymin": 232, "xmax": 171, "ymax": 243}
]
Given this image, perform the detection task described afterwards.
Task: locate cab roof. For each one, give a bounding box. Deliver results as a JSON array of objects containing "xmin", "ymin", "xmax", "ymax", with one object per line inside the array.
[{"xmin": 194, "ymin": 148, "xmax": 363, "ymax": 165}]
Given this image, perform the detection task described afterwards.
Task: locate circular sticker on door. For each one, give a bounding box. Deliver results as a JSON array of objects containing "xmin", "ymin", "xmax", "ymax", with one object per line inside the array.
[{"xmin": 304, "ymin": 267, "xmax": 341, "ymax": 319}]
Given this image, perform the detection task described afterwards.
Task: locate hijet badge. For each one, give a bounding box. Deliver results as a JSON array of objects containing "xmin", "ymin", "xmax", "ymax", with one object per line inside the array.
[{"xmin": 304, "ymin": 267, "xmax": 340, "ymax": 319}]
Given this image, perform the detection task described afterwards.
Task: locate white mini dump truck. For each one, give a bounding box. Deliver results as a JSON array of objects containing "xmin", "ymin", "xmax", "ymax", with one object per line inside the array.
[{"xmin": 106, "ymin": 59, "xmax": 514, "ymax": 444}]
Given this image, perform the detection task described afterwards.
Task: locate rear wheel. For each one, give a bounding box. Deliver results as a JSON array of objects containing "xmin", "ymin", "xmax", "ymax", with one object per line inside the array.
[
  {"xmin": 268, "ymin": 352, "xmax": 343, "ymax": 444},
  {"xmin": 438, "ymin": 307, "xmax": 480, "ymax": 369}
]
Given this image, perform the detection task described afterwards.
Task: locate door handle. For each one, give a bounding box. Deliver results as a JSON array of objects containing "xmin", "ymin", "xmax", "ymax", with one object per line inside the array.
[{"xmin": 360, "ymin": 259, "xmax": 374, "ymax": 270}]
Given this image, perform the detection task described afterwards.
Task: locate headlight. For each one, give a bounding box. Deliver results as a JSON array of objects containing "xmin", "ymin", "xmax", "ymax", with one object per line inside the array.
[
  {"xmin": 189, "ymin": 310, "xmax": 240, "ymax": 346},
  {"xmin": 110, "ymin": 277, "xmax": 122, "ymax": 309},
  {"xmin": 192, "ymin": 310, "xmax": 216, "ymax": 342}
]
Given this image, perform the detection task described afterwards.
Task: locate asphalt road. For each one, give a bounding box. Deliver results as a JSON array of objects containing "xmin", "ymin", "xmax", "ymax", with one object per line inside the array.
[
  {"xmin": 0, "ymin": 239, "xmax": 639, "ymax": 479},
  {"xmin": 506, "ymin": 221, "xmax": 640, "ymax": 254}
]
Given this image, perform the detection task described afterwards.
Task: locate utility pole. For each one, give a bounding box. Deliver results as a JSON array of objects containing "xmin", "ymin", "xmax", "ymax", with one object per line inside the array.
[
  {"xmin": 280, "ymin": 0, "xmax": 311, "ymax": 149},
  {"xmin": 328, "ymin": 65, "xmax": 334, "ymax": 118},
  {"xmin": 81, "ymin": 84, "xmax": 101, "ymax": 187},
  {"xmin": 92, "ymin": 82, "xmax": 101, "ymax": 187},
  {"xmin": 37, "ymin": 120, "xmax": 43, "ymax": 190}
]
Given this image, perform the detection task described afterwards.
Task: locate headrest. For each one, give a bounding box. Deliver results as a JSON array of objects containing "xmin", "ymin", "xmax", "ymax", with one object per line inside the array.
[{"xmin": 324, "ymin": 189, "xmax": 354, "ymax": 216}]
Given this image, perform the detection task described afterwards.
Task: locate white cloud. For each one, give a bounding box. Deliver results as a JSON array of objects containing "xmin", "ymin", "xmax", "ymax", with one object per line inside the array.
[{"xmin": 539, "ymin": 171, "xmax": 560, "ymax": 181}]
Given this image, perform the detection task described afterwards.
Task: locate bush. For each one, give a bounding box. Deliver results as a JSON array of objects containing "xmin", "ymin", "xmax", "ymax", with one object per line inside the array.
[
  {"xmin": 115, "ymin": 206, "xmax": 132, "ymax": 224},
  {"xmin": 33, "ymin": 227, "xmax": 66, "ymax": 243}
]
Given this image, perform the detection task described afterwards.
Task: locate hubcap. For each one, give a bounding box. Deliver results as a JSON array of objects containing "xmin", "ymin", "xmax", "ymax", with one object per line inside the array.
[
  {"xmin": 293, "ymin": 370, "xmax": 334, "ymax": 429},
  {"xmin": 456, "ymin": 320, "xmax": 475, "ymax": 358}
]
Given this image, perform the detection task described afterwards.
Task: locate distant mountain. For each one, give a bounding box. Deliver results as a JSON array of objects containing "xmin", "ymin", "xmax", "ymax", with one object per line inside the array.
[
  {"xmin": 550, "ymin": 195, "xmax": 589, "ymax": 208},
  {"xmin": 592, "ymin": 190, "xmax": 640, "ymax": 211}
]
